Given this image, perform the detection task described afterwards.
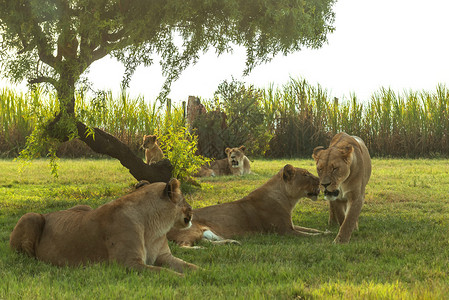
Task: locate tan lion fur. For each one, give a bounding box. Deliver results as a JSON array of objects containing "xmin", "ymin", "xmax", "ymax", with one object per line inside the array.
[
  {"xmin": 313, "ymin": 132, "xmax": 372, "ymax": 244},
  {"xmin": 142, "ymin": 134, "xmax": 164, "ymax": 164},
  {"xmin": 168, "ymin": 165, "xmax": 328, "ymax": 247},
  {"xmin": 10, "ymin": 179, "xmax": 198, "ymax": 275}
]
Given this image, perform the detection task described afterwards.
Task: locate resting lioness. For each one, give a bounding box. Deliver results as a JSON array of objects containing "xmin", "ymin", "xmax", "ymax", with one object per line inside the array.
[
  {"xmin": 10, "ymin": 179, "xmax": 198, "ymax": 275},
  {"xmin": 313, "ymin": 132, "xmax": 372, "ymax": 244},
  {"xmin": 168, "ymin": 164, "xmax": 327, "ymax": 247},
  {"xmin": 195, "ymin": 146, "xmax": 251, "ymax": 177}
]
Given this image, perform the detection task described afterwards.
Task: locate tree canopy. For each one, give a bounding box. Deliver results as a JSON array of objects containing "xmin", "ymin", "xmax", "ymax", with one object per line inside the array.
[{"xmin": 0, "ymin": 0, "xmax": 336, "ymax": 182}]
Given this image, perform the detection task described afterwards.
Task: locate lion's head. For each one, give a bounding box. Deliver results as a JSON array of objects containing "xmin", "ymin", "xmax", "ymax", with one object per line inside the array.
[
  {"xmin": 164, "ymin": 178, "xmax": 192, "ymax": 229},
  {"xmin": 280, "ymin": 164, "xmax": 320, "ymax": 201},
  {"xmin": 164, "ymin": 178, "xmax": 193, "ymax": 230},
  {"xmin": 137, "ymin": 179, "xmax": 192, "ymax": 230},
  {"xmin": 312, "ymin": 143, "xmax": 354, "ymax": 201},
  {"xmin": 225, "ymin": 146, "xmax": 246, "ymax": 169},
  {"xmin": 142, "ymin": 134, "xmax": 157, "ymax": 150}
]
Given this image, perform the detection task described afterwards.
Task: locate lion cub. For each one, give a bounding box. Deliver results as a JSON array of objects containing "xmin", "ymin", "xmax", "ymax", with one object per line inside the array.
[
  {"xmin": 10, "ymin": 179, "xmax": 198, "ymax": 275},
  {"xmin": 142, "ymin": 134, "xmax": 164, "ymax": 164}
]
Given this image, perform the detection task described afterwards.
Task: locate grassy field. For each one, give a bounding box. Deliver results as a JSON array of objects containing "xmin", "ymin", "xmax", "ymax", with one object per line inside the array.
[{"xmin": 1, "ymin": 158, "xmax": 448, "ymax": 299}]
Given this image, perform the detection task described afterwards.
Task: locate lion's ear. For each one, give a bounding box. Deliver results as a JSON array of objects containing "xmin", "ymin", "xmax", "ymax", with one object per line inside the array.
[
  {"xmin": 282, "ymin": 164, "xmax": 296, "ymax": 182},
  {"xmin": 225, "ymin": 148, "xmax": 231, "ymax": 155},
  {"xmin": 312, "ymin": 146, "xmax": 324, "ymax": 161},
  {"xmin": 165, "ymin": 178, "xmax": 181, "ymax": 203},
  {"xmin": 150, "ymin": 135, "xmax": 157, "ymax": 142},
  {"xmin": 340, "ymin": 145, "xmax": 354, "ymax": 162},
  {"xmin": 239, "ymin": 145, "xmax": 246, "ymax": 152}
]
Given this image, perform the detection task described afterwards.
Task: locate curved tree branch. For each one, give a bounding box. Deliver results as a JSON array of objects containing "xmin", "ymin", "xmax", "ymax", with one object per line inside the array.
[
  {"xmin": 29, "ymin": 76, "xmax": 58, "ymax": 87},
  {"xmin": 76, "ymin": 122, "xmax": 173, "ymax": 183}
]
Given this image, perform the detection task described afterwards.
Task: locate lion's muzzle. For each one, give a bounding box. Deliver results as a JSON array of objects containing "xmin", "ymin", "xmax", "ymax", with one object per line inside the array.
[
  {"xmin": 231, "ymin": 159, "xmax": 239, "ymax": 168},
  {"xmin": 324, "ymin": 189, "xmax": 339, "ymax": 201},
  {"xmin": 307, "ymin": 187, "xmax": 320, "ymax": 201},
  {"xmin": 182, "ymin": 205, "xmax": 193, "ymax": 227},
  {"xmin": 324, "ymin": 190, "xmax": 339, "ymax": 197},
  {"xmin": 182, "ymin": 215, "xmax": 193, "ymax": 230}
]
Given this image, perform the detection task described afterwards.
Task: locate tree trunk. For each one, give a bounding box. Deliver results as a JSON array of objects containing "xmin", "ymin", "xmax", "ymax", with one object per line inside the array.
[{"xmin": 76, "ymin": 122, "xmax": 173, "ymax": 183}]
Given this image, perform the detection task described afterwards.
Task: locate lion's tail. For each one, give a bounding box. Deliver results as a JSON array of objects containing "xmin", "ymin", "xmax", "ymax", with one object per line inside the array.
[{"xmin": 9, "ymin": 212, "xmax": 45, "ymax": 257}]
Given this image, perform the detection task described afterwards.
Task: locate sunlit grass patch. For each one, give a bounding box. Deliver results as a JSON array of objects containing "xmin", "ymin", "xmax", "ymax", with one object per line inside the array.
[{"xmin": 1, "ymin": 158, "xmax": 449, "ymax": 299}]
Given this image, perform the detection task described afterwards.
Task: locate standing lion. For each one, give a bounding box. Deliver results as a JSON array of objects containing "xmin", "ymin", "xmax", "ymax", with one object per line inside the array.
[{"xmin": 312, "ymin": 132, "xmax": 371, "ymax": 243}]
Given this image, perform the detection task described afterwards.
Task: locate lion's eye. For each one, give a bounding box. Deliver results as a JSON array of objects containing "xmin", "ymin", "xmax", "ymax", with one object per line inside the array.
[{"xmin": 332, "ymin": 167, "xmax": 338, "ymax": 173}]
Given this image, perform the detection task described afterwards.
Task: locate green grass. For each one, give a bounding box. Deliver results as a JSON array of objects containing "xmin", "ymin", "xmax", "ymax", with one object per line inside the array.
[{"xmin": 1, "ymin": 158, "xmax": 449, "ymax": 299}]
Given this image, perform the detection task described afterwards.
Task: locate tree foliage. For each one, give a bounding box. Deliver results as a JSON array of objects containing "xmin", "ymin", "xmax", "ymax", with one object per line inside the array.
[
  {"xmin": 1, "ymin": 0, "xmax": 336, "ymax": 101},
  {"xmin": 0, "ymin": 0, "xmax": 336, "ymax": 181}
]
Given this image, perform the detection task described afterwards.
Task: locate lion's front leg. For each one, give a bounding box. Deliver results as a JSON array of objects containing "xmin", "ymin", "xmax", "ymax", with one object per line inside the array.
[
  {"xmin": 333, "ymin": 194, "xmax": 363, "ymax": 244},
  {"xmin": 155, "ymin": 253, "xmax": 198, "ymax": 273},
  {"xmin": 329, "ymin": 200, "xmax": 346, "ymax": 226},
  {"xmin": 293, "ymin": 225, "xmax": 331, "ymax": 235},
  {"xmin": 124, "ymin": 257, "xmax": 183, "ymax": 276},
  {"xmin": 109, "ymin": 241, "xmax": 184, "ymax": 276},
  {"xmin": 154, "ymin": 239, "xmax": 198, "ymax": 273},
  {"xmin": 287, "ymin": 227, "xmax": 321, "ymax": 236}
]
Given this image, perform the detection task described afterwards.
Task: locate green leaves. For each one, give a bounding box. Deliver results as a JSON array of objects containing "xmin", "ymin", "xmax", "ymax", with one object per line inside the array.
[
  {"xmin": 1, "ymin": 0, "xmax": 336, "ymax": 103},
  {"xmin": 156, "ymin": 106, "xmax": 211, "ymax": 181},
  {"xmin": 214, "ymin": 78, "xmax": 271, "ymax": 156},
  {"xmin": 158, "ymin": 125, "xmax": 211, "ymax": 181}
]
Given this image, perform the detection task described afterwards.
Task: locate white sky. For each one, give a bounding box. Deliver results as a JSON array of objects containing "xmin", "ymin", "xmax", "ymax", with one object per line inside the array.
[{"xmin": 3, "ymin": 0, "xmax": 449, "ymax": 103}]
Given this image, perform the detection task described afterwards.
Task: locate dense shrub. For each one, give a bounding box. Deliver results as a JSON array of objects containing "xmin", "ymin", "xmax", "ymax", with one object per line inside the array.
[{"xmin": 191, "ymin": 79, "xmax": 271, "ymax": 159}]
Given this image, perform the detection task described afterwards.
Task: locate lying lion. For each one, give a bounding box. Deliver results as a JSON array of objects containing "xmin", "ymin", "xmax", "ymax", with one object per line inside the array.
[
  {"xmin": 313, "ymin": 132, "xmax": 372, "ymax": 243},
  {"xmin": 10, "ymin": 179, "xmax": 198, "ymax": 276},
  {"xmin": 195, "ymin": 146, "xmax": 251, "ymax": 177},
  {"xmin": 168, "ymin": 164, "xmax": 327, "ymax": 246}
]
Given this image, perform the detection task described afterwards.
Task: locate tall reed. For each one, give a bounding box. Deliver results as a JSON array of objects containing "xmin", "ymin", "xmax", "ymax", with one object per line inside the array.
[
  {"xmin": 75, "ymin": 90, "xmax": 163, "ymax": 153},
  {"xmin": 0, "ymin": 88, "xmax": 57, "ymax": 157},
  {"xmin": 1, "ymin": 81, "xmax": 449, "ymax": 158}
]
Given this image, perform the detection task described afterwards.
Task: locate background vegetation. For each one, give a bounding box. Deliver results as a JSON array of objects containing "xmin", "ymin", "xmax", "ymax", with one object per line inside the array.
[
  {"xmin": 1, "ymin": 158, "xmax": 448, "ymax": 299},
  {"xmin": 1, "ymin": 78, "xmax": 448, "ymax": 160}
]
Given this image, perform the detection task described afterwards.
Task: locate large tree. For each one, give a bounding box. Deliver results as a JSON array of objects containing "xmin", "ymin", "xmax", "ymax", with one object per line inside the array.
[{"xmin": 0, "ymin": 0, "xmax": 335, "ymax": 182}]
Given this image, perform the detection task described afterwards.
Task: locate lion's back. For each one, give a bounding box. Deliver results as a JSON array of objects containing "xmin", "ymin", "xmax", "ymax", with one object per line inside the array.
[
  {"xmin": 242, "ymin": 156, "xmax": 251, "ymax": 174},
  {"xmin": 333, "ymin": 132, "xmax": 371, "ymax": 185},
  {"xmin": 349, "ymin": 134, "xmax": 371, "ymax": 184},
  {"xmin": 35, "ymin": 208, "xmax": 108, "ymax": 266},
  {"xmin": 211, "ymin": 158, "xmax": 232, "ymax": 175}
]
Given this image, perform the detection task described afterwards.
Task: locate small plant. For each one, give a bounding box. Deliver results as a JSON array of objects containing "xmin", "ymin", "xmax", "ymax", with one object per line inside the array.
[{"xmin": 157, "ymin": 125, "xmax": 211, "ymax": 182}]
